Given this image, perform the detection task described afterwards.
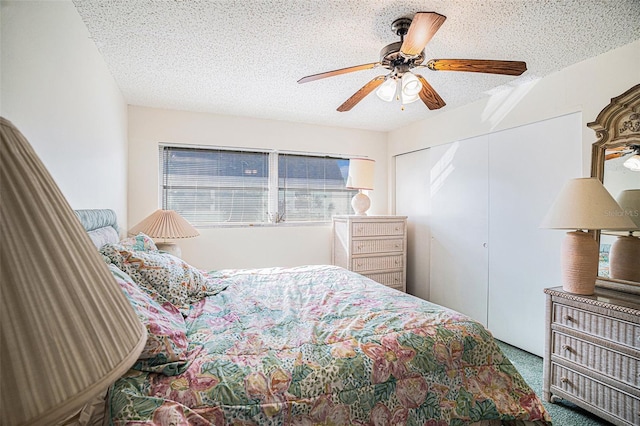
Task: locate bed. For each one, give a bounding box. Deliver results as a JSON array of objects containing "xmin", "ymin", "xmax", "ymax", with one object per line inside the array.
[{"xmin": 76, "ymin": 209, "xmax": 551, "ymax": 426}]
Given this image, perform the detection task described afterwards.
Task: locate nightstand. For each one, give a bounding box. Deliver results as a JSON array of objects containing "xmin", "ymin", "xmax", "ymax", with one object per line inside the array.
[{"xmin": 543, "ymin": 286, "xmax": 640, "ymax": 425}]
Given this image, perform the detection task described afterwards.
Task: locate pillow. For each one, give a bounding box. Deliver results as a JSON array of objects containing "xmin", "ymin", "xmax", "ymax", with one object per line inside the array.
[
  {"xmin": 118, "ymin": 232, "xmax": 158, "ymax": 252},
  {"xmin": 101, "ymin": 245, "xmax": 227, "ymax": 314},
  {"xmin": 87, "ymin": 226, "xmax": 119, "ymax": 249},
  {"xmin": 109, "ymin": 264, "xmax": 190, "ymax": 375}
]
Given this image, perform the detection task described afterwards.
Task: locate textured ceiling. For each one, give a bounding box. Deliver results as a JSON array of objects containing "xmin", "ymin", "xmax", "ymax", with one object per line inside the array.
[{"xmin": 72, "ymin": 0, "xmax": 640, "ymax": 132}]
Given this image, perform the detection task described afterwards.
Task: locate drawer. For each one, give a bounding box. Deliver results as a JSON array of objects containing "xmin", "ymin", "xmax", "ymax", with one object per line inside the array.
[
  {"xmin": 363, "ymin": 271, "xmax": 404, "ymax": 291},
  {"xmin": 553, "ymin": 303, "xmax": 640, "ymax": 349},
  {"xmin": 550, "ymin": 362, "xmax": 640, "ymax": 425},
  {"xmin": 352, "ymin": 238, "xmax": 404, "ymax": 255},
  {"xmin": 552, "ymin": 331, "xmax": 639, "ymax": 387},
  {"xmin": 352, "ymin": 221, "xmax": 405, "ymax": 237},
  {"xmin": 351, "ymin": 254, "xmax": 403, "ymax": 273}
]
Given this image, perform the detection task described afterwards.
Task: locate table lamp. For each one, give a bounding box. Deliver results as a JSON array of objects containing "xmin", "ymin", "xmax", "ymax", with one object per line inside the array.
[
  {"xmin": 608, "ymin": 189, "xmax": 640, "ymax": 282},
  {"xmin": 540, "ymin": 177, "xmax": 636, "ymax": 295},
  {"xmin": 1, "ymin": 117, "xmax": 147, "ymax": 425},
  {"xmin": 128, "ymin": 209, "xmax": 199, "ymax": 257},
  {"xmin": 346, "ymin": 158, "xmax": 375, "ymax": 215}
]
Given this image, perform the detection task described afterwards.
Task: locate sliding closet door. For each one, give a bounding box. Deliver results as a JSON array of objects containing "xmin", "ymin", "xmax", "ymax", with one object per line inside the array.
[
  {"xmin": 429, "ymin": 137, "xmax": 489, "ymax": 326},
  {"xmin": 395, "ymin": 149, "xmax": 430, "ymax": 300},
  {"xmin": 488, "ymin": 112, "xmax": 582, "ymax": 356}
]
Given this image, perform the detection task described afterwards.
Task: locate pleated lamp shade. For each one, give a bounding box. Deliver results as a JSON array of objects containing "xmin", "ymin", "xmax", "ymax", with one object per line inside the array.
[
  {"xmin": 128, "ymin": 209, "xmax": 199, "ymax": 239},
  {"xmin": 0, "ymin": 117, "xmax": 147, "ymax": 425}
]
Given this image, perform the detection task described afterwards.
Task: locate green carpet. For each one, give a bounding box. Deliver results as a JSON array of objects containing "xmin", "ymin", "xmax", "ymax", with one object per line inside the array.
[{"xmin": 496, "ymin": 340, "xmax": 612, "ymax": 426}]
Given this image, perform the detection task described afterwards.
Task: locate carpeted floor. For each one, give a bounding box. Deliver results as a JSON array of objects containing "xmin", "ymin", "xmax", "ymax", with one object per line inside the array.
[{"xmin": 496, "ymin": 340, "xmax": 613, "ymax": 426}]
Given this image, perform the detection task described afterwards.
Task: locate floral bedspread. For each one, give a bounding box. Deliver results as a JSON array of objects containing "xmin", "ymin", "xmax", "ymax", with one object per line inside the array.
[{"xmin": 108, "ymin": 265, "xmax": 551, "ymax": 425}]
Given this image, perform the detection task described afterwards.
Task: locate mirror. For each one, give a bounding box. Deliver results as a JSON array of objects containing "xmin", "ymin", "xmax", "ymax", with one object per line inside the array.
[{"xmin": 588, "ymin": 84, "xmax": 640, "ymax": 294}]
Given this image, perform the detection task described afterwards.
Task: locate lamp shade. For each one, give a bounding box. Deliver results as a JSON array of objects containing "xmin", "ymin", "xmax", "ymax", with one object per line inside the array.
[
  {"xmin": 540, "ymin": 178, "xmax": 636, "ymax": 230},
  {"xmin": 346, "ymin": 158, "xmax": 375, "ymax": 190},
  {"xmin": 376, "ymin": 78, "xmax": 397, "ymax": 102},
  {"xmin": 0, "ymin": 117, "xmax": 147, "ymax": 425},
  {"xmin": 401, "ymin": 72, "xmax": 422, "ymax": 96},
  {"xmin": 614, "ymin": 189, "xmax": 640, "ymax": 230},
  {"xmin": 129, "ymin": 209, "xmax": 200, "ymax": 239}
]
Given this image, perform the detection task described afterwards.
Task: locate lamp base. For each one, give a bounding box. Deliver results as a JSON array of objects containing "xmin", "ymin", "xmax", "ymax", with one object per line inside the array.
[
  {"xmin": 610, "ymin": 235, "xmax": 640, "ymax": 282},
  {"xmin": 561, "ymin": 231, "xmax": 598, "ymax": 295},
  {"xmin": 156, "ymin": 242, "xmax": 181, "ymax": 258},
  {"xmin": 351, "ymin": 191, "xmax": 371, "ymax": 216}
]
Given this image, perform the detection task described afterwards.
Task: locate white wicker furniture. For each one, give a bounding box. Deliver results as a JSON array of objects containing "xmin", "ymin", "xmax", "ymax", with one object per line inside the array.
[
  {"xmin": 543, "ymin": 286, "xmax": 640, "ymax": 425},
  {"xmin": 332, "ymin": 215, "xmax": 407, "ymax": 292}
]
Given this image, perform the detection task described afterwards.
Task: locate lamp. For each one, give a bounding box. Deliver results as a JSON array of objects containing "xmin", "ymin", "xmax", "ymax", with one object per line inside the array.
[
  {"xmin": 129, "ymin": 209, "xmax": 199, "ymax": 257},
  {"xmin": 0, "ymin": 117, "xmax": 147, "ymax": 425},
  {"xmin": 346, "ymin": 158, "xmax": 375, "ymax": 215},
  {"xmin": 608, "ymin": 189, "xmax": 640, "ymax": 282},
  {"xmin": 540, "ymin": 177, "xmax": 636, "ymax": 295}
]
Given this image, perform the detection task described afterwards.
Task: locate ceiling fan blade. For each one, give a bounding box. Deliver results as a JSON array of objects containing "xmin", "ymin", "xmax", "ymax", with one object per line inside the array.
[
  {"xmin": 298, "ymin": 63, "xmax": 380, "ymax": 84},
  {"xmin": 400, "ymin": 12, "xmax": 446, "ymax": 58},
  {"xmin": 416, "ymin": 75, "xmax": 446, "ymax": 110},
  {"xmin": 605, "ymin": 152, "xmax": 628, "ymax": 160},
  {"xmin": 337, "ymin": 76, "xmax": 386, "ymax": 112},
  {"xmin": 426, "ymin": 59, "xmax": 527, "ymax": 76}
]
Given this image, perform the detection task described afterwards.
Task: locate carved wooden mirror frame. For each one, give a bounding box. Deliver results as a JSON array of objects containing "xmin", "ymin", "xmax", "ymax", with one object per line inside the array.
[{"xmin": 588, "ymin": 83, "xmax": 640, "ymax": 294}]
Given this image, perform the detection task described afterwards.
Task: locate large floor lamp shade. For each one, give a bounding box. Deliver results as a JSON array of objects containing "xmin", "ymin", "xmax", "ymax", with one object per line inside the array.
[
  {"xmin": 346, "ymin": 158, "xmax": 375, "ymax": 215},
  {"xmin": 128, "ymin": 209, "xmax": 199, "ymax": 257},
  {"xmin": 540, "ymin": 177, "xmax": 636, "ymax": 295},
  {"xmin": 0, "ymin": 118, "xmax": 147, "ymax": 425}
]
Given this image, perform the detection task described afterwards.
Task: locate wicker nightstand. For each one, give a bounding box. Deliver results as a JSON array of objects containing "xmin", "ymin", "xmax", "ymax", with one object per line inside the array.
[{"xmin": 543, "ymin": 286, "xmax": 640, "ymax": 425}]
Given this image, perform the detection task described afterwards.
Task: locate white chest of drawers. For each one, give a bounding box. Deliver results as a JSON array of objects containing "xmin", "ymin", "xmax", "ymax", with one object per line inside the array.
[
  {"xmin": 332, "ymin": 215, "xmax": 407, "ymax": 292},
  {"xmin": 543, "ymin": 287, "xmax": 640, "ymax": 426}
]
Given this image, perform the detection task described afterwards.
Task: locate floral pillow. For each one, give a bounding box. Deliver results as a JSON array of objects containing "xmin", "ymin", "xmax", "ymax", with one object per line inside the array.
[
  {"xmin": 119, "ymin": 232, "xmax": 158, "ymax": 252},
  {"xmin": 101, "ymin": 245, "xmax": 228, "ymax": 314},
  {"xmin": 109, "ymin": 264, "xmax": 190, "ymax": 375}
]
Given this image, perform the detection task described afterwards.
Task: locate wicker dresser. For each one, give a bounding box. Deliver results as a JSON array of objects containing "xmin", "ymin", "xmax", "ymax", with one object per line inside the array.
[
  {"xmin": 332, "ymin": 215, "xmax": 407, "ymax": 292},
  {"xmin": 543, "ymin": 287, "xmax": 640, "ymax": 425}
]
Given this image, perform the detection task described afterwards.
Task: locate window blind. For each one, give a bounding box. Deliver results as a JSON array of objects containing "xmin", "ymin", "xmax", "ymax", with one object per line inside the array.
[{"xmin": 161, "ymin": 146, "xmax": 269, "ymax": 225}]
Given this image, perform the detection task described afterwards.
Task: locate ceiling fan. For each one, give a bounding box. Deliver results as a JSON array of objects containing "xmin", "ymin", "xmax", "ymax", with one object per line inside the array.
[
  {"xmin": 606, "ymin": 144, "xmax": 640, "ymax": 170},
  {"xmin": 298, "ymin": 12, "xmax": 527, "ymax": 112}
]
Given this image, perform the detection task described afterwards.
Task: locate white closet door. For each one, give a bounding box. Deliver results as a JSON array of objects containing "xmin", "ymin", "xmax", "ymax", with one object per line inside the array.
[
  {"xmin": 429, "ymin": 136, "xmax": 489, "ymax": 326},
  {"xmin": 488, "ymin": 112, "xmax": 582, "ymax": 356},
  {"xmin": 395, "ymin": 149, "xmax": 430, "ymax": 300}
]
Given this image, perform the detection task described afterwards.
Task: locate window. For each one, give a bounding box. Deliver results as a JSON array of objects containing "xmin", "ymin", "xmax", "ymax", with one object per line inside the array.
[{"xmin": 160, "ymin": 145, "xmax": 357, "ymax": 226}]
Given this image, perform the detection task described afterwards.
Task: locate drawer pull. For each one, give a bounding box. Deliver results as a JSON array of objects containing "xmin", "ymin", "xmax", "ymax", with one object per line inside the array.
[
  {"xmin": 560, "ymin": 377, "xmax": 570, "ymax": 384},
  {"xmin": 561, "ymin": 344, "xmax": 571, "ymax": 351},
  {"xmin": 563, "ymin": 315, "xmax": 573, "ymax": 321}
]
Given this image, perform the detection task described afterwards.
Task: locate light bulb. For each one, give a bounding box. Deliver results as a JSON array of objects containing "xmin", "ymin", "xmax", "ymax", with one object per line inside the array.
[
  {"xmin": 624, "ymin": 154, "xmax": 640, "ymax": 171},
  {"xmin": 401, "ymin": 72, "xmax": 422, "ymax": 96},
  {"xmin": 376, "ymin": 78, "xmax": 397, "ymax": 102}
]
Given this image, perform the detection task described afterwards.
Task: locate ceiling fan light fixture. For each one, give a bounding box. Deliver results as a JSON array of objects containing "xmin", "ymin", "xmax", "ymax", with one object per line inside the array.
[
  {"xmin": 624, "ymin": 154, "xmax": 640, "ymax": 171},
  {"xmin": 401, "ymin": 72, "xmax": 422, "ymax": 96},
  {"xmin": 376, "ymin": 77, "xmax": 397, "ymax": 102},
  {"xmin": 401, "ymin": 90, "xmax": 421, "ymax": 105}
]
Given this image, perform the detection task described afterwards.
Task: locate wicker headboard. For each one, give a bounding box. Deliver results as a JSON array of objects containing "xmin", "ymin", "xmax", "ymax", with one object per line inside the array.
[{"xmin": 74, "ymin": 209, "xmax": 120, "ymax": 248}]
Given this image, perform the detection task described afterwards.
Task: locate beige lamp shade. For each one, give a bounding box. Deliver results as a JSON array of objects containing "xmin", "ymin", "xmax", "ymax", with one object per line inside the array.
[
  {"xmin": 613, "ymin": 189, "xmax": 640, "ymax": 230},
  {"xmin": 346, "ymin": 158, "xmax": 375, "ymax": 190},
  {"xmin": 0, "ymin": 118, "xmax": 147, "ymax": 425},
  {"xmin": 540, "ymin": 178, "xmax": 636, "ymax": 230},
  {"xmin": 129, "ymin": 209, "xmax": 200, "ymax": 239}
]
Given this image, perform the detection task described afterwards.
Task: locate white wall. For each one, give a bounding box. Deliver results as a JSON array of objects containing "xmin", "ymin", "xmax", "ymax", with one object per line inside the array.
[
  {"xmin": 128, "ymin": 106, "xmax": 388, "ymax": 270},
  {"xmin": 1, "ymin": 1, "xmax": 128, "ymax": 227},
  {"xmin": 388, "ymin": 40, "xmax": 640, "ymax": 175}
]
